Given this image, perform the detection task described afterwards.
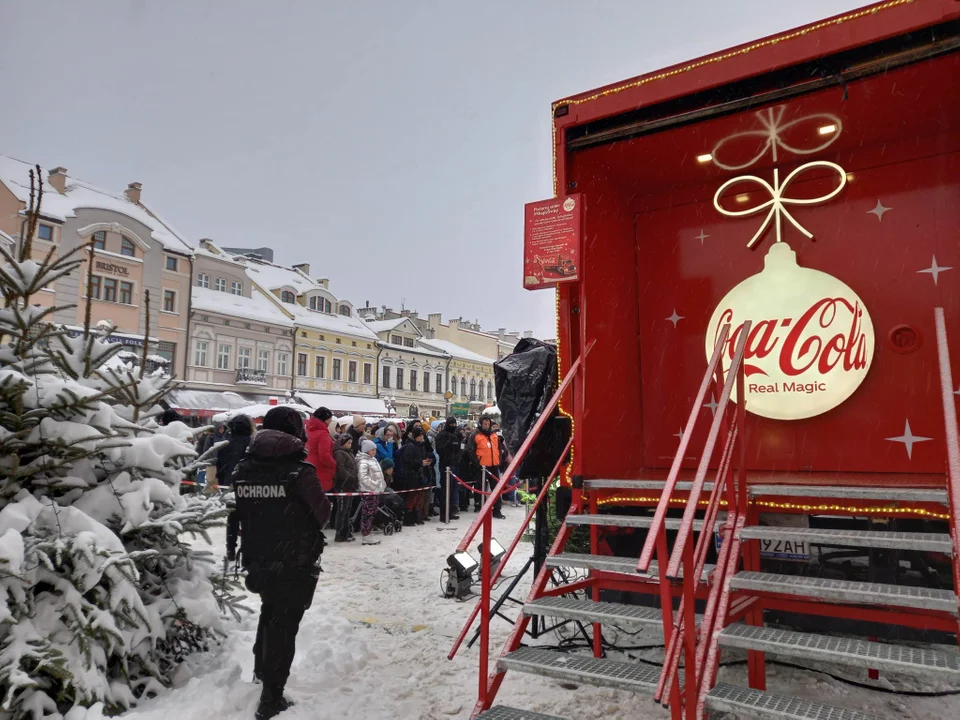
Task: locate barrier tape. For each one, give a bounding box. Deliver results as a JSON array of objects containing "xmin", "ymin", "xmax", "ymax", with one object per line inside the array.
[
  {"xmin": 450, "ymin": 472, "xmax": 519, "ymax": 498},
  {"xmin": 181, "ymin": 478, "xmax": 428, "ymax": 497}
]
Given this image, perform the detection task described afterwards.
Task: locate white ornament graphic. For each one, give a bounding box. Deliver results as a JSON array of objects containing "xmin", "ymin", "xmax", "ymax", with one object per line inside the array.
[
  {"xmin": 917, "ymin": 256, "xmax": 953, "ymax": 285},
  {"xmin": 710, "ymin": 105, "xmax": 843, "ymax": 171},
  {"xmin": 867, "ymin": 200, "xmax": 892, "ymax": 221},
  {"xmin": 704, "ymin": 244, "xmax": 874, "ymax": 421},
  {"xmin": 713, "ymin": 161, "xmax": 847, "ymax": 249},
  {"xmin": 885, "ymin": 419, "xmax": 932, "ymax": 460},
  {"xmin": 703, "ymin": 397, "xmax": 719, "ymax": 416},
  {"xmin": 695, "ymin": 229, "xmax": 710, "ymax": 245},
  {"xmin": 674, "ymin": 428, "xmax": 684, "ymax": 440},
  {"xmin": 666, "ymin": 310, "xmax": 684, "ymax": 327}
]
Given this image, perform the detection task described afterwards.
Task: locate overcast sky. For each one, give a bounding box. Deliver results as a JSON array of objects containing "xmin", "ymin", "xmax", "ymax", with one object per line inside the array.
[{"xmin": 1, "ymin": 0, "xmax": 864, "ymax": 339}]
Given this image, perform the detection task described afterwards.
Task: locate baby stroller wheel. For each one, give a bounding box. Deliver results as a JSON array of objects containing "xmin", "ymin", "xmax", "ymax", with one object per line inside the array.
[
  {"xmin": 383, "ymin": 523, "xmax": 395, "ymax": 536},
  {"xmin": 396, "ymin": 520, "xmax": 403, "ymax": 532}
]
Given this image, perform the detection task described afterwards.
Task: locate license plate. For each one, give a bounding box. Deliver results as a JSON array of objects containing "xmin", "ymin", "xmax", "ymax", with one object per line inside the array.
[{"xmin": 715, "ymin": 533, "xmax": 809, "ymax": 561}]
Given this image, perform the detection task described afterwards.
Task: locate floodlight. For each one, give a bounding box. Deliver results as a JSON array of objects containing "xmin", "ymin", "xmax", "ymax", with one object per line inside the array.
[{"xmin": 477, "ymin": 538, "xmax": 506, "ymax": 568}]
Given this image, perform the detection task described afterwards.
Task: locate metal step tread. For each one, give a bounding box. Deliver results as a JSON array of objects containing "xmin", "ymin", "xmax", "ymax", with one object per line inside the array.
[
  {"xmin": 719, "ymin": 623, "xmax": 960, "ymax": 677},
  {"xmin": 499, "ymin": 647, "xmax": 662, "ymax": 695},
  {"xmin": 707, "ymin": 683, "xmax": 880, "ymax": 720},
  {"xmin": 546, "ymin": 552, "xmax": 714, "ymax": 580},
  {"xmin": 730, "ymin": 572, "xmax": 958, "ymax": 615},
  {"xmin": 567, "ymin": 514, "xmax": 704, "ymax": 531},
  {"xmin": 584, "ymin": 478, "xmax": 714, "ymax": 493},
  {"xmin": 749, "ymin": 484, "xmax": 947, "ymax": 504},
  {"xmin": 523, "ymin": 596, "xmax": 674, "ymax": 630},
  {"xmin": 740, "ymin": 526, "xmax": 952, "ymax": 553},
  {"xmin": 476, "ymin": 707, "xmax": 567, "ymax": 720}
]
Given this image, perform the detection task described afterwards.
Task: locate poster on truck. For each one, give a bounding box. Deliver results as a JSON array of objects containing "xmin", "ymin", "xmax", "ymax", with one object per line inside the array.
[{"xmin": 523, "ymin": 194, "xmax": 581, "ymax": 290}]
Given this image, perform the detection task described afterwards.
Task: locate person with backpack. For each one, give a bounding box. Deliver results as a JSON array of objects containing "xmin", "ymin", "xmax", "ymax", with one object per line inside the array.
[
  {"xmin": 435, "ymin": 417, "xmax": 463, "ymax": 522},
  {"xmin": 232, "ymin": 406, "xmax": 331, "ymax": 720},
  {"xmin": 216, "ymin": 414, "xmax": 255, "ymax": 562}
]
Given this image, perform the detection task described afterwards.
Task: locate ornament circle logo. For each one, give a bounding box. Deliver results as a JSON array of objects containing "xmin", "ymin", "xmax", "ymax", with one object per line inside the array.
[
  {"xmin": 562, "ymin": 197, "xmax": 575, "ymax": 212},
  {"xmin": 705, "ymin": 244, "xmax": 874, "ymax": 420}
]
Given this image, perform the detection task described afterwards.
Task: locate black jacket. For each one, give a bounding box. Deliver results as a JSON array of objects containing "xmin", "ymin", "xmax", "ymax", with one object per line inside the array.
[
  {"xmin": 216, "ymin": 415, "xmax": 255, "ymax": 485},
  {"xmin": 394, "ymin": 441, "xmax": 427, "ymax": 490},
  {"xmin": 435, "ymin": 426, "xmax": 462, "ymax": 473},
  {"xmin": 333, "ymin": 446, "xmax": 359, "ymax": 492},
  {"xmin": 233, "ymin": 430, "xmax": 332, "ymax": 572},
  {"xmin": 347, "ymin": 425, "xmax": 365, "ymax": 455}
]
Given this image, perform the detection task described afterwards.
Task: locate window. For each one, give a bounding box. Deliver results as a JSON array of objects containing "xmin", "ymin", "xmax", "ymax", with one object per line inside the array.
[
  {"xmin": 258, "ymin": 349, "xmax": 270, "ymax": 372},
  {"xmin": 103, "ymin": 278, "xmax": 117, "ymax": 302},
  {"xmin": 382, "ymin": 365, "xmax": 391, "ymax": 388},
  {"xmin": 231, "ymin": 281, "xmax": 242, "ymax": 296},
  {"xmin": 120, "ymin": 237, "xmax": 136, "ymax": 257},
  {"xmin": 391, "ymin": 335, "xmax": 403, "ymax": 345},
  {"xmin": 351, "ymin": 341, "xmax": 357, "ymax": 347},
  {"xmin": 297, "ymin": 353, "xmax": 307, "ymax": 376},
  {"xmin": 487, "ymin": 381, "xmax": 493, "ymax": 400},
  {"xmin": 215, "ymin": 277, "xmax": 226, "ymax": 292},
  {"xmin": 470, "ymin": 379, "xmax": 477, "ymax": 400},
  {"xmin": 319, "ymin": 335, "xmax": 325, "ymax": 342},
  {"xmin": 309, "ymin": 296, "xmax": 318, "ymax": 310},
  {"xmin": 277, "ymin": 352, "xmax": 288, "ymax": 376},
  {"xmin": 37, "ymin": 224, "xmax": 53, "ymax": 241},
  {"xmin": 436, "ymin": 373, "xmax": 443, "ymax": 395},
  {"xmin": 363, "ymin": 362, "xmax": 372, "ymax": 385},
  {"xmin": 217, "ymin": 343, "xmax": 231, "ymax": 370},
  {"xmin": 336, "ymin": 338, "xmax": 341, "ymax": 344},
  {"xmin": 410, "ymin": 370, "xmax": 418, "ymax": 392},
  {"xmin": 119, "ymin": 281, "xmax": 133, "ymax": 305},
  {"xmin": 315, "ymin": 356, "xmax": 325, "ymax": 378},
  {"xmin": 396, "ymin": 368, "xmax": 404, "ymax": 390},
  {"xmin": 194, "ymin": 340, "xmax": 208, "ymax": 367},
  {"xmin": 461, "ymin": 378, "xmax": 467, "ymax": 397},
  {"xmin": 451, "ymin": 375, "xmax": 457, "ymax": 397},
  {"xmin": 89, "ymin": 275, "xmax": 101, "ymax": 299},
  {"xmin": 478, "ymin": 381, "xmax": 484, "ymax": 401},
  {"xmin": 348, "ymin": 360, "xmax": 357, "ymax": 383},
  {"xmin": 403, "ymin": 338, "xmax": 415, "ymax": 348},
  {"xmin": 324, "ymin": 299, "xmax": 332, "ymax": 313},
  {"xmin": 163, "ymin": 289, "xmax": 176, "ymax": 313},
  {"xmin": 423, "ymin": 373, "xmax": 430, "ymax": 393},
  {"xmin": 197, "ymin": 273, "xmax": 210, "ymax": 288},
  {"xmin": 338, "ymin": 304, "xmax": 351, "ymax": 316},
  {"xmin": 281, "ymin": 290, "xmax": 296, "ymax": 303},
  {"xmin": 301, "ymin": 332, "xmax": 307, "ymax": 338},
  {"xmin": 156, "ymin": 341, "xmax": 176, "ymax": 366},
  {"xmin": 165, "ymin": 256, "xmax": 178, "ymax": 271},
  {"xmin": 332, "ymin": 358, "xmax": 342, "ymax": 381},
  {"xmin": 91, "ymin": 231, "xmax": 106, "ymax": 249},
  {"xmin": 238, "ymin": 347, "xmax": 251, "ymax": 369}
]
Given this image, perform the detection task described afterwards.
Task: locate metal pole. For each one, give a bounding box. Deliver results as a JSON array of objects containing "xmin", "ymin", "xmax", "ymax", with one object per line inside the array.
[{"xmin": 445, "ymin": 467, "xmax": 451, "ymax": 525}]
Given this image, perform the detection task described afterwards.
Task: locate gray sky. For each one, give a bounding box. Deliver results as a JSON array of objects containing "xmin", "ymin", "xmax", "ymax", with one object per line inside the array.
[{"xmin": 1, "ymin": 0, "xmax": 863, "ymax": 339}]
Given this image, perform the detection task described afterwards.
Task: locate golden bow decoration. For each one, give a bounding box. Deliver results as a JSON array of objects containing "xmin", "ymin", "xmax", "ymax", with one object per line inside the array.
[{"xmin": 713, "ymin": 160, "xmax": 847, "ymax": 248}]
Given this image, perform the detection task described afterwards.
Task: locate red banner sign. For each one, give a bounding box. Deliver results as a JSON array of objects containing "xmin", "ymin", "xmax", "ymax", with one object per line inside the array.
[{"xmin": 523, "ymin": 195, "xmax": 581, "ymax": 290}]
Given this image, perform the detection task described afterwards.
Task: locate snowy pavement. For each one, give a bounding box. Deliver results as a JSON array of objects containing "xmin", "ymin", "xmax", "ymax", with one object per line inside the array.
[{"xmin": 126, "ymin": 505, "xmax": 960, "ymax": 720}]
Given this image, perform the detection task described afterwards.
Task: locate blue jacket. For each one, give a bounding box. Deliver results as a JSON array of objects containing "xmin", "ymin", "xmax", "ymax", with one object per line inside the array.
[{"xmin": 375, "ymin": 437, "xmax": 397, "ymax": 463}]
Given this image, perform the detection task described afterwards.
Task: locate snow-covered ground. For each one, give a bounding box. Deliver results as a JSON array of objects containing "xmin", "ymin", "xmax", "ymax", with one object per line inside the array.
[{"xmin": 125, "ymin": 506, "xmax": 960, "ymax": 720}]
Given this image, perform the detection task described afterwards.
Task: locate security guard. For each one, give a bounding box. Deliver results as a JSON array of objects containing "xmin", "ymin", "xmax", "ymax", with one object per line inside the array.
[{"xmin": 233, "ymin": 406, "xmax": 331, "ymax": 720}]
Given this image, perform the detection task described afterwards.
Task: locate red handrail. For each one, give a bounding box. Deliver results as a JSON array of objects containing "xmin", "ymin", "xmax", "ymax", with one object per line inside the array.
[
  {"xmin": 637, "ymin": 324, "xmax": 731, "ymax": 572},
  {"xmin": 455, "ymin": 340, "xmax": 594, "ymax": 554},
  {"xmin": 933, "ymin": 307, "xmax": 960, "ymax": 633}
]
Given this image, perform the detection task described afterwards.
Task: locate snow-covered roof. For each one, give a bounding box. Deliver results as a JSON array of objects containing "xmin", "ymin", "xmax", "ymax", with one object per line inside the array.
[
  {"xmin": 286, "ymin": 304, "xmax": 378, "ymax": 339},
  {"xmin": 419, "ymin": 338, "xmax": 496, "ymax": 365},
  {"xmin": 296, "ymin": 392, "xmax": 388, "ymax": 416},
  {"xmin": 378, "ymin": 341, "xmax": 448, "ymax": 359},
  {"xmin": 0, "ymin": 229, "xmax": 13, "ymax": 249},
  {"xmin": 364, "ymin": 318, "xmax": 408, "ymax": 333},
  {"xmin": 0, "ymin": 155, "xmax": 193, "ymax": 253},
  {"xmin": 191, "ymin": 286, "xmax": 292, "ymax": 326},
  {"xmin": 167, "ymin": 389, "xmax": 253, "ymax": 412},
  {"xmin": 244, "ymin": 259, "xmax": 318, "ymax": 295}
]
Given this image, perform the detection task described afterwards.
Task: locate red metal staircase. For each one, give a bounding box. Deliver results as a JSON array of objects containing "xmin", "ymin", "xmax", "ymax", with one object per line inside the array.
[{"xmin": 451, "ymin": 309, "xmax": 960, "ymax": 720}]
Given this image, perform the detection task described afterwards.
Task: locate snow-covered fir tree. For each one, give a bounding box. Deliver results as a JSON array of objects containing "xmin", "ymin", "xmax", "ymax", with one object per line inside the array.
[{"xmin": 0, "ymin": 167, "xmax": 243, "ymax": 718}]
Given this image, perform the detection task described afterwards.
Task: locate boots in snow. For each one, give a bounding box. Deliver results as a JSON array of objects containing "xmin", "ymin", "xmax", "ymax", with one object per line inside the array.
[
  {"xmin": 361, "ymin": 535, "xmax": 381, "ymax": 545},
  {"xmin": 255, "ymin": 686, "xmax": 294, "ymax": 720}
]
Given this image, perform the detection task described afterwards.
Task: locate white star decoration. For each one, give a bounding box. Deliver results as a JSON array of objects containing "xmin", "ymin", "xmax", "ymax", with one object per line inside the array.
[
  {"xmin": 917, "ymin": 256, "xmax": 953, "ymax": 285},
  {"xmin": 674, "ymin": 427, "xmax": 685, "ymax": 440},
  {"xmin": 885, "ymin": 419, "xmax": 932, "ymax": 460},
  {"xmin": 955, "ymin": 385, "xmax": 960, "ymax": 397},
  {"xmin": 703, "ymin": 397, "xmax": 719, "ymax": 416},
  {"xmin": 695, "ymin": 229, "xmax": 710, "ymax": 245},
  {"xmin": 867, "ymin": 199, "xmax": 891, "ymax": 221},
  {"xmin": 666, "ymin": 310, "xmax": 684, "ymax": 327}
]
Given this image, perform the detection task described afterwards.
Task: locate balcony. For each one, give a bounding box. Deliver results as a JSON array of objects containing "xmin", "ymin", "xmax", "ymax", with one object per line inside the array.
[{"xmin": 236, "ymin": 367, "xmax": 267, "ymax": 385}]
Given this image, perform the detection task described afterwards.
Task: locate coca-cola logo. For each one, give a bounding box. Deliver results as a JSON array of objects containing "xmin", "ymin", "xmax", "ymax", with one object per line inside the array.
[{"xmin": 705, "ymin": 244, "xmax": 874, "ymax": 420}]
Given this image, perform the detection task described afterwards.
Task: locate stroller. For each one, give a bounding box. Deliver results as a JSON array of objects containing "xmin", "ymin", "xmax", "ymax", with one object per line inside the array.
[{"xmin": 351, "ymin": 491, "xmax": 404, "ymax": 536}]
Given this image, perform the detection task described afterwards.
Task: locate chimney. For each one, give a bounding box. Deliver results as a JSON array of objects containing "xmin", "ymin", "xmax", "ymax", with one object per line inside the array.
[
  {"xmin": 125, "ymin": 182, "xmax": 142, "ymax": 204},
  {"xmin": 199, "ymin": 238, "xmax": 217, "ymax": 252},
  {"xmin": 428, "ymin": 313, "xmax": 441, "ymax": 325},
  {"xmin": 291, "ymin": 262, "xmax": 310, "ymax": 275},
  {"xmin": 523, "ymin": 330, "xmax": 533, "ymax": 338},
  {"xmin": 316, "ymin": 277, "xmax": 329, "ymax": 288},
  {"xmin": 48, "ymin": 167, "xmax": 68, "ymax": 194}
]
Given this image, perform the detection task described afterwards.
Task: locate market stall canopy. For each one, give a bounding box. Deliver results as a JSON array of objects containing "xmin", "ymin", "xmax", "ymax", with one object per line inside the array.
[
  {"xmin": 166, "ymin": 389, "xmax": 253, "ymax": 417},
  {"xmin": 296, "ymin": 392, "xmax": 388, "ymax": 417},
  {"xmin": 213, "ymin": 403, "xmax": 310, "ymax": 424}
]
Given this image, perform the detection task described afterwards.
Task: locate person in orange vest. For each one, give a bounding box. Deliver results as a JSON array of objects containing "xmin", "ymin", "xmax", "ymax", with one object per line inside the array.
[{"xmin": 466, "ymin": 416, "xmax": 510, "ymax": 519}]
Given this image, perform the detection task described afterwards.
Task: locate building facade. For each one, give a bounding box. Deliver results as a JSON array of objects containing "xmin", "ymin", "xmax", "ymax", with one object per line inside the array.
[
  {"xmin": 419, "ymin": 338, "xmax": 497, "ymax": 419},
  {"xmin": 0, "ymin": 157, "xmax": 194, "ymax": 376},
  {"xmin": 365, "ymin": 317, "xmax": 450, "ymax": 419}
]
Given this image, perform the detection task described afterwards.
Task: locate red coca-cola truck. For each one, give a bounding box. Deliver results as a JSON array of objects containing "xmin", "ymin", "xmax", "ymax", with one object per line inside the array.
[{"xmin": 458, "ymin": 4, "xmax": 960, "ymax": 719}]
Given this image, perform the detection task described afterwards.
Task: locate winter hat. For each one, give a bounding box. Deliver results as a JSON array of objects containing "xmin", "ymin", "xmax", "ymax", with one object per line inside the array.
[
  {"xmin": 314, "ymin": 406, "xmax": 333, "ymax": 422},
  {"xmin": 380, "ymin": 458, "xmax": 395, "ymax": 473},
  {"xmin": 430, "ymin": 420, "xmax": 443, "ymax": 432},
  {"xmin": 263, "ymin": 406, "xmax": 306, "ymax": 441},
  {"xmin": 337, "ymin": 433, "xmax": 353, "ymax": 446},
  {"xmin": 360, "ymin": 439, "xmax": 377, "ymax": 454},
  {"xmin": 445, "ymin": 416, "xmax": 457, "ymax": 428},
  {"xmin": 353, "ymin": 414, "xmax": 366, "ymax": 429}
]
